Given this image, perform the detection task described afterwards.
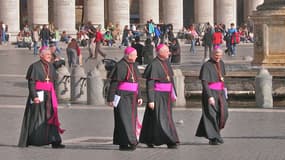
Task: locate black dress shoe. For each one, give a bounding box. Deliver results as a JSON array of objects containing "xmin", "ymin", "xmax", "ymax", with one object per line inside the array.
[
  {"xmin": 119, "ymin": 145, "xmax": 135, "ymax": 151},
  {"xmin": 147, "ymin": 144, "xmax": 154, "ymax": 148},
  {"xmin": 51, "ymin": 143, "xmax": 65, "ymax": 149},
  {"xmin": 119, "ymin": 145, "xmax": 128, "ymax": 150},
  {"xmin": 217, "ymin": 138, "xmax": 224, "ymax": 144},
  {"xmin": 167, "ymin": 144, "xmax": 178, "ymax": 149},
  {"xmin": 129, "ymin": 144, "xmax": 136, "ymax": 150},
  {"xmin": 209, "ymin": 139, "xmax": 219, "ymax": 145}
]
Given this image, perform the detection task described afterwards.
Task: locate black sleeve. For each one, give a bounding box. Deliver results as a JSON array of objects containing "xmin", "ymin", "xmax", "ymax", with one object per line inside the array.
[
  {"xmin": 26, "ymin": 63, "xmax": 39, "ymax": 99},
  {"xmin": 107, "ymin": 65, "xmax": 119, "ymax": 102},
  {"xmin": 107, "ymin": 79, "xmax": 118, "ymax": 102},
  {"xmin": 146, "ymin": 79, "xmax": 155, "ymax": 103},
  {"xmin": 201, "ymin": 80, "xmax": 212, "ymax": 98},
  {"xmin": 28, "ymin": 79, "xmax": 37, "ymax": 99},
  {"xmin": 143, "ymin": 64, "xmax": 155, "ymax": 102},
  {"xmin": 53, "ymin": 60, "xmax": 65, "ymax": 69},
  {"xmin": 134, "ymin": 64, "xmax": 142, "ymax": 99}
]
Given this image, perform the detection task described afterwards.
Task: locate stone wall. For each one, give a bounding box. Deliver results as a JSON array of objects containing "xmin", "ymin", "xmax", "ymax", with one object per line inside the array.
[{"xmin": 183, "ymin": 69, "xmax": 285, "ymax": 108}]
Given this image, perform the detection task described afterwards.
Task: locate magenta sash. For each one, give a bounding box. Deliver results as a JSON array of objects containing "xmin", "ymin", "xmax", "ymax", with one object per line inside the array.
[
  {"xmin": 35, "ymin": 81, "xmax": 64, "ymax": 134},
  {"xmin": 118, "ymin": 82, "xmax": 138, "ymax": 92},
  {"xmin": 208, "ymin": 82, "xmax": 224, "ymax": 90},
  {"xmin": 154, "ymin": 82, "xmax": 177, "ymax": 101}
]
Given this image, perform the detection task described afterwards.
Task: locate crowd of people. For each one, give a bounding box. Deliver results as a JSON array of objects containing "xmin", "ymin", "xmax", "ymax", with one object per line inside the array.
[
  {"xmin": 72, "ymin": 19, "xmax": 181, "ymax": 65},
  {"xmin": 178, "ymin": 22, "xmax": 254, "ymax": 59},
  {"xmin": 1, "ymin": 19, "xmax": 256, "ymax": 69},
  {"xmin": 15, "ymin": 24, "xmax": 73, "ymax": 58}
]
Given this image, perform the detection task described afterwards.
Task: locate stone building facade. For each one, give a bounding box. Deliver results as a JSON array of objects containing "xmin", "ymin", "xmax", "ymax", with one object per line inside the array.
[{"xmin": 0, "ymin": 0, "xmax": 264, "ymax": 39}]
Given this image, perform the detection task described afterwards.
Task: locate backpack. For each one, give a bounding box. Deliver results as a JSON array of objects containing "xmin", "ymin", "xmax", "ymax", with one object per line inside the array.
[{"xmin": 231, "ymin": 32, "xmax": 240, "ymax": 44}]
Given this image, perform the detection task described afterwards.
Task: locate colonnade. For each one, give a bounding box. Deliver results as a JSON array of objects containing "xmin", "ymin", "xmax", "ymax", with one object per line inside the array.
[{"xmin": 0, "ymin": 0, "xmax": 264, "ymax": 36}]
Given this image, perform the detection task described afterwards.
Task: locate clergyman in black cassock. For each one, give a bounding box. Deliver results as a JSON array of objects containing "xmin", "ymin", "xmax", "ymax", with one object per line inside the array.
[
  {"xmin": 195, "ymin": 48, "xmax": 229, "ymax": 145},
  {"xmin": 107, "ymin": 47, "xmax": 143, "ymax": 151},
  {"xmin": 139, "ymin": 44, "xmax": 179, "ymax": 149},
  {"xmin": 18, "ymin": 47, "xmax": 65, "ymax": 148}
]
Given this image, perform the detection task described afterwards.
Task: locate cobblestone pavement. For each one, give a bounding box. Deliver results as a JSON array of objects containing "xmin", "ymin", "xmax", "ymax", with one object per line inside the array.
[{"xmin": 1, "ymin": 43, "xmax": 285, "ymax": 160}]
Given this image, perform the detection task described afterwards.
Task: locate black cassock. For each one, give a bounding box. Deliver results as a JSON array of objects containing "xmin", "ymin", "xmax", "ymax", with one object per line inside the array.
[
  {"xmin": 139, "ymin": 57, "xmax": 179, "ymax": 146},
  {"xmin": 107, "ymin": 58, "xmax": 142, "ymax": 146},
  {"xmin": 18, "ymin": 60, "xmax": 62, "ymax": 147},
  {"xmin": 195, "ymin": 59, "xmax": 229, "ymax": 141}
]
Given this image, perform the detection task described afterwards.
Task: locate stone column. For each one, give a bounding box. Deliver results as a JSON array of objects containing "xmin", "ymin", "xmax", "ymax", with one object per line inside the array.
[
  {"xmin": 194, "ymin": 0, "xmax": 214, "ymax": 25},
  {"xmin": 215, "ymin": 0, "xmax": 237, "ymax": 28},
  {"xmin": 71, "ymin": 65, "xmax": 87, "ymax": 103},
  {"xmin": 255, "ymin": 68, "xmax": 273, "ymax": 108},
  {"xmin": 84, "ymin": 0, "xmax": 105, "ymax": 27},
  {"xmin": 0, "ymin": 0, "xmax": 20, "ymax": 40},
  {"xmin": 56, "ymin": 66, "xmax": 71, "ymax": 102},
  {"xmin": 173, "ymin": 69, "xmax": 186, "ymax": 107},
  {"xmin": 27, "ymin": 0, "xmax": 49, "ymax": 27},
  {"xmin": 53, "ymin": 0, "xmax": 76, "ymax": 34},
  {"xmin": 162, "ymin": 0, "xmax": 183, "ymax": 32},
  {"xmin": 139, "ymin": 0, "xmax": 159, "ymax": 24},
  {"xmin": 108, "ymin": 0, "xmax": 130, "ymax": 31},
  {"xmin": 244, "ymin": 0, "xmax": 264, "ymax": 21},
  {"xmin": 87, "ymin": 67, "xmax": 105, "ymax": 105},
  {"xmin": 250, "ymin": 0, "xmax": 285, "ymax": 66}
]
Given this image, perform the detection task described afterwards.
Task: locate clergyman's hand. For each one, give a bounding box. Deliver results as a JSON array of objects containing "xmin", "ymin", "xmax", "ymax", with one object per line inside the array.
[
  {"xmin": 108, "ymin": 102, "xmax": 114, "ymax": 107},
  {"xmin": 148, "ymin": 102, "xmax": 155, "ymax": 110},
  {"xmin": 33, "ymin": 97, "xmax": 40, "ymax": 104},
  {"xmin": 208, "ymin": 97, "xmax": 215, "ymax": 106},
  {"xmin": 137, "ymin": 98, "xmax": 143, "ymax": 106}
]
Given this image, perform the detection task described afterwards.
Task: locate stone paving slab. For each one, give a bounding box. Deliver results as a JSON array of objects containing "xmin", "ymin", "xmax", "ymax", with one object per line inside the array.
[{"xmin": 1, "ymin": 105, "xmax": 285, "ymax": 160}]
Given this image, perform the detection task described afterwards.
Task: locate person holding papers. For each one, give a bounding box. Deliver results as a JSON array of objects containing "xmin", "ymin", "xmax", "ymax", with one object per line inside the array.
[
  {"xmin": 107, "ymin": 47, "xmax": 143, "ymax": 151},
  {"xmin": 18, "ymin": 46, "xmax": 65, "ymax": 148},
  {"xmin": 139, "ymin": 44, "xmax": 179, "ymax": 149}
]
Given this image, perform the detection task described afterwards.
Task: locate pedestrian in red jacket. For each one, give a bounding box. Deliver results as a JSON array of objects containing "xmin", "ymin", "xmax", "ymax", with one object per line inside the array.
[
  {"xmin": 93, "ymin": 27, "xmax": 106, "ymax": 59},
  {"xmin": 212, "ymin": 28, "xmax": 223, "ymax": 49}
]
